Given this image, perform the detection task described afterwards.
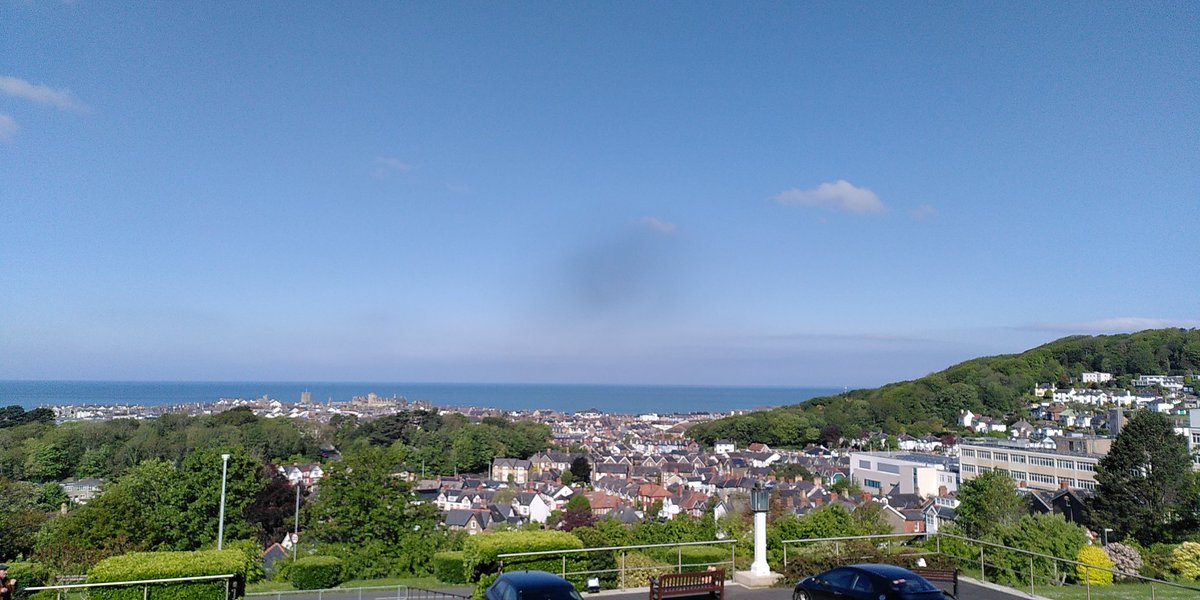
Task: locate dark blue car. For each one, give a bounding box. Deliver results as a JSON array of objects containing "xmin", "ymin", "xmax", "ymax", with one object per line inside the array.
[
  {"xmin": 793, "ymin": 564, "xmax": 949, "ymax": 600},
  {"xmin": 486, "ymin": 571, "xmax": 584, "ymax": 600}
]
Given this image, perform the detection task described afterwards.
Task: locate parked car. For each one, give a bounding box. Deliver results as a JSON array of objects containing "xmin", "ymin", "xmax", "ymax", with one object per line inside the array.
[
  {"xmin": 793, "ymin": 564, "xmax": 949, "ymax": 600},
  {"xmin": 486, "ymin": 571, "xmax": 584, "ymax": 600}
]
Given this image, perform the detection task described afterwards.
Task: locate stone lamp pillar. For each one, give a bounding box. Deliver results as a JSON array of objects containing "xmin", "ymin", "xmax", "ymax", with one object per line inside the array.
[{"xmin": 749, "ymin": 482, "xmax": 770, "ymax": 576}]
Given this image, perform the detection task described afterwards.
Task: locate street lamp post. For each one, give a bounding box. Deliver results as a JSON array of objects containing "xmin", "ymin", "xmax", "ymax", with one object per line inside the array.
[
  {"xmin": 293, "ymin": 482, "xmax": 302, "ymax": 560},
  {"xmin": 218, "ymin": 453, "xmax": 231, "ymax": 550},
  {"xmin": 749, "ymin": 482, "xmax": 770, "ymax": 577},
  {"xmin": 1103, "ymin": 528, "xmax": 1113, "ymax": 546}
]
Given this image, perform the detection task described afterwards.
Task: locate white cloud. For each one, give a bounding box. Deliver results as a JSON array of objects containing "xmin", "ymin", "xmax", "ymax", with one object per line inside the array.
[
  {"xmin": 0, "ymin": 114, "xmax": 16, "ymax": 141},
  {"xmin": 1028, "ymin": 317, "xmax": 1200, "ymax": 333},
  {"xmin": 372, "ymin": 157, "xmax": 414, "ymax": 178},
  {"xmin": 910, "ymin": 203, "xmax": 938, "ymax": 220},
  {"xmin": 773, "ymin": 179, "xmax": 886, "ymax": 215},
  {"xmin": 636, "ymin": 216, "xmax": 676, "ymax": 235},
  {"xmin": 0, "ymin": 75, "xmax": 87, "ymax": 111}
]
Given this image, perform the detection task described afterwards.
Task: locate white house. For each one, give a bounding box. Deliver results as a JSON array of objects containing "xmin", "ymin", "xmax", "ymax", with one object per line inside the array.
[{"xmin": 1081, "ymin": 372, "xmax": 1113, "ymax": 384}]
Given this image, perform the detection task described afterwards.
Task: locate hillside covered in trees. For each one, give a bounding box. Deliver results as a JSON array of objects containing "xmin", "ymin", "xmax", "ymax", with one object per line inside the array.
[{"xmin": 688, "ymin": 328, "xmax": 1200, "ymax": 447}]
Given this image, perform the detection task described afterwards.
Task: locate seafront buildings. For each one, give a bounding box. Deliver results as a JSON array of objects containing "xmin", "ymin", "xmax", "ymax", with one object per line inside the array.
[{"xmin": 42, "ymin": 371, "xmax": 1200, "ymax": 535}]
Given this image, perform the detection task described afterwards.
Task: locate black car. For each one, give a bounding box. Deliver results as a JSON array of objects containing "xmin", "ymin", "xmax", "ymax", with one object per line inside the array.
[
  {"xmin": 486, "ymin": 571, "xmax": 584, "ymax": 600},
  {"xmin": 793, "ymin": 564, "xmax": 948, "ymax": 600}
]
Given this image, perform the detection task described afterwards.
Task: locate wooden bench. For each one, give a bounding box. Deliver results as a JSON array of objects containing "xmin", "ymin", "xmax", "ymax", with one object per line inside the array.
[
  {"xmin": 912, "ymin": 567, "xmax": 958, "ymax": 598},
  {"xmin": 649, "ymin": 569, "xmax": 724, "ymax": 600}
]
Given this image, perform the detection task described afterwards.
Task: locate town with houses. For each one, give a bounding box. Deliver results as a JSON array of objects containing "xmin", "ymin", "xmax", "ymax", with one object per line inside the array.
[{"xmin": 53, "ymin": 372, "xmax": 1200, "ymax": 546}]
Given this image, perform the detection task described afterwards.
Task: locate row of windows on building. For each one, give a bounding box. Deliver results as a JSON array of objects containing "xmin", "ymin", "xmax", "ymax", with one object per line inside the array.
[
  {"xmin": 961, "ymin": 448, "xmax": 1095, "ymax": 472},
  {"xmin": 960, "ymin": 463, "xmax": 1097, "ymax": 491}
]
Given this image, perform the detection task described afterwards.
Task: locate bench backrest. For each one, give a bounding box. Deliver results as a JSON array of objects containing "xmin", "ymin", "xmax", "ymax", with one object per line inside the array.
[{"xmin": 653, "ymin": 569, "xmax": 724, "ymax": 588}]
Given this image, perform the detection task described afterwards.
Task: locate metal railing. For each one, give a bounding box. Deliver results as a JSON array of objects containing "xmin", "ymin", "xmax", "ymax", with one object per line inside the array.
[
  {"xmin": 497, "ymin": 539, "xmax": 737, "ymax": 590},
  {"xmin": 245, "ymin": 585, "xmax": 469, "ymax": 600},
  {"xmin": 935, "ymin": 532, "xmax": 1200, "ymax": 600},
  {"xmin": 780, "ymin": 532, "xmax": 931, "ymax": 568},
  {"xmin": 782, "ymin": 532, "xmax": 1200, "ymax": 600},
  {"xmin": 26, "ymin": 574, "xmax": 239, "ymax": 600}
]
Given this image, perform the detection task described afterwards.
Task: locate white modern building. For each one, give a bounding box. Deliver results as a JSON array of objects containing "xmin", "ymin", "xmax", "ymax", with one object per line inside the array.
[
  {"xmin": 1134, "ymin": 375, "xmax": 1185, "ymax": 390},
  {"xmin": 1081, "ymin": 372, "xmax": 1113, "ymax": 384},
  {"xmin": 958, "ymin": 437, "xmax": 1108, "ymax": 492},
  {"xmin": 847, "ymin": 452, "xmax": 958, "ymax": 497}
]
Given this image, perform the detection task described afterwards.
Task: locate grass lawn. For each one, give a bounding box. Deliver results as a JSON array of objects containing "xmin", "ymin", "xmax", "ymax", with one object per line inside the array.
[
  {"xmin": 1033, "ymin": 582, "xmax": 1200, "ymax": 600},
  {"xmin": 246, "ymin": 577, "xmax": 447, "ymax": 594}
]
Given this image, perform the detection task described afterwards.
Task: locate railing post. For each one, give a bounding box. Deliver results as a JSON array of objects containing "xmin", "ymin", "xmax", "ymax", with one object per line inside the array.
[
  {"xmin": 1085, "ymin": 567, "xmax": 1091, "ymax": 600},
  {"xmin": 1029, "ymin": 557, "xmax": 1034, "ymax": 597},
  {"xmin": 1052, "ymin": 560, "xmax": 1057, "ymax": 585},
  {"xmin": 677, "ymin": 547, "xmax": 682, "ymax": 574},
  {"xmin": 562, "ymin": 556, "xmax": 566, "ymax": 578},
  {"xmin": 979, "ymin": 546, "xmax": 985, "ymax": 582},
  {"xmin": 144, "ymin": 583, "xmax": 149, "ymax": 600},
  {"xmin": 1151, "ymin": 580, "xmax": 1156, "ymax": 600},
  {"xmin": 783, "ymin": 543, "xmax": 787, "ymax": 569},
  {"xmin": 731, "ymin": 545, "xmax": 735, "ymax": 572},
  {"xmin": 835, "ymin": 541, "xmax": 840, "ymax": 559},
  {"xmin": 359, "ymin": 589, "xmax": 363, "ymax": 600},
  {"xmin": 936, "ymin": 535, "xmax": 940, "ymax": 556}
]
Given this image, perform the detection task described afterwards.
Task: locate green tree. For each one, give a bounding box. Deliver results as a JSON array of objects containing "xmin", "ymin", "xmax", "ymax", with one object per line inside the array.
[
  {"xmin": 0, "ymin": 477, "xmax": 50, "ymax": 560},
  {"xmin": 1086, "ymin": 411, "xmax": 1199, "ymax": 545},
  {"xmin": 169, "ymin": 448, "xmax": 264, "ymax": 549},
  {"xmin": 955, "ymin": 470, "xmax": 1025, "ymax": 538},
  {"xmin": 569, "ymin": 456, "xmax": 592, "ymax": 484}
]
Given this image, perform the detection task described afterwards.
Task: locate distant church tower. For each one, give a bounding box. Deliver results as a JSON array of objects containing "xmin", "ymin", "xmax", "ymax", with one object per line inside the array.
[{"xmin": 300, "ymin": 390, "xmax": 312, "ymax": 405}]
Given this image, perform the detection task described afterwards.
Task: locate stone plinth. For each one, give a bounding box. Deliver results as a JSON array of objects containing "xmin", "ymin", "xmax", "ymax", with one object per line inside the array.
[{"xmin": 733, "ymin": 570, "xmax": 783, "ymax": 588}]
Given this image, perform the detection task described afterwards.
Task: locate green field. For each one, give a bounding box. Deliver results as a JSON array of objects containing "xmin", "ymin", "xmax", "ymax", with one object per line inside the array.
[{"xmin": 1033, "ymin": 582, "xmax": 1200, "ymax": 600}]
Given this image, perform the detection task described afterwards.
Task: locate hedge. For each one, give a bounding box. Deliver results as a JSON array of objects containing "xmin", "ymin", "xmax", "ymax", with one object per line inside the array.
[
  {"xmin": 289, "ymin": 556, "xmax": 343, "ymax": 590},
  {"xmin": 646, "ymin": 546, "xmax": 730, "ymax": 571},
  {"xmin": 87, "ymin": 550, "xmax": 249, "ymax": 600},
  {"xmin": 6, "ymin": 561, "xmax": 49, "ymax": 599},
  {"xmin": 433, "ymin": 552, "xmax": 467, "ymax": 584},
  {"xmin": 463, "ymin": 531, "xmax": 586, "ymax": 599},
  {"xmin": 619, "ymin": 554, "xmax": 671, "ymax": 588}
]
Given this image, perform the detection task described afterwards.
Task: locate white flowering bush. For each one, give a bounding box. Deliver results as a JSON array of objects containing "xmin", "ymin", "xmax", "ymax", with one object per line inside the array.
[{"xmin": 1103, "ymin": 543, "xmax": 1143, "ymax": 581}]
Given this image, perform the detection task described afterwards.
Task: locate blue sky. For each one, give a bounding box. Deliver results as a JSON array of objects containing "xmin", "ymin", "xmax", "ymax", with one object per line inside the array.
[{"xmin": 1, "ymin": 2, "xmax": 1197, "ymax": 386}]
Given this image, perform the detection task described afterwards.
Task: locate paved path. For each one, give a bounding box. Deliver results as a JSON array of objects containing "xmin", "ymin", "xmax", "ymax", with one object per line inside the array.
[{"xmin": 250, "ymin": 578, "xmax": 1044, "ymax": 600}]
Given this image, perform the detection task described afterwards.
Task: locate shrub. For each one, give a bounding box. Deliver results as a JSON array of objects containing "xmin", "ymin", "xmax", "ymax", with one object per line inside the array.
[
  {"xmin": 433, "ymin": 552, "xmax": 467, "ymax": 585},
  {"xmin": 1076, "ymin": 546, "xmax": 1114, "ymax": 586},
  {"xmin": 288, "ymin": 556, "xmax": 343, "ymax": 590},
  {"xmin": 87, "ymin": 550, "xmax": 249, "ymax": 600},
  {"xmin": 620, "ymin": 553, "xmax": 672, "ymax": 588},
  {"xmin": 224, "ymin": 540, "xmax": 266, "ymax": 584},
  {"xmin": 1103, "ymin": 543, "xmax": 1143, "ymax": 581},
  {"xmin": 6, "ymin": 561, "xmax": 49, "ymax": 599},
  {"xmin": 463, "ymin": 531, "xmax": 584, "ymax": 582},
  {"xmin": 646, "ymin": 546, "xmax": 730, "ymax": 571},
  {"xmin": 463, "ymin": 531, "xmax": 586, "ymax": 600},
  {"xmin": 1169, "ymin": 542, "xmax": 1200, "ymax": 581}
]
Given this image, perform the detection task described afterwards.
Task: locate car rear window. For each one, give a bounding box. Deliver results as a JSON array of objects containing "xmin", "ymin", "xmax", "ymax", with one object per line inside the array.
[{"xmin": 891, "ymin": 577, "xmax": 938, "ymax": 593}]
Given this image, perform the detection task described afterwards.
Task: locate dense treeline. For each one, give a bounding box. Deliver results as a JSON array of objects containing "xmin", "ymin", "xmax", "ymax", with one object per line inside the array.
[
  {"xmin": 337, "ymin": 411, "xmax": 551, "ymax": 475},
  {"xmin": 0, "ymin": 406, "xmax": 552, "ymax": 574},
  {"xmin": 689, "ymin": 328, "xmax": 1200, "ymax": 447}
]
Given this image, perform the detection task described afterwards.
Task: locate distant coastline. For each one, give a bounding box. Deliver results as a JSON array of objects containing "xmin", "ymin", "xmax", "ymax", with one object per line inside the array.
[{"xmin": 0, "ymin": 380, "xmax": 839, "ymax": 415}]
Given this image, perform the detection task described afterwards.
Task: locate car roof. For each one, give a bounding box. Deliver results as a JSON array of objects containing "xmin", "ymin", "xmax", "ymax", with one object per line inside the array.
[
  {"xmin": 496, "ymin": 571, "xmax": 576, "ymax": 590},
  {"xmin": 844, "ymin": 564, "xmax": 922, "ymax": 579}
]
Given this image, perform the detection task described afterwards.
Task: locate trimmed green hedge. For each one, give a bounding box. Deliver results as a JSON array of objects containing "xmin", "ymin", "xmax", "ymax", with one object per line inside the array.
[
  {"xmin": 463, "ymin": 531, "xmax": 586, "ymax": 599},
  {"xmin": 6, "ymin": 561, "xmax": 49, "ymax": 599},
  {"xmin": 289, "ymin": 556, "xmax": 343, "ymax": 590},
  {"xmin": 87, "ymin": 550, "xmax": 249, "ymax": 600},
  {"xmin": 646, "ymin": 546, "xmax": 730, "ymax": 571},
  {"xmin": 433, "ymin": 552, "xmax": 467, "ymax": 584}
]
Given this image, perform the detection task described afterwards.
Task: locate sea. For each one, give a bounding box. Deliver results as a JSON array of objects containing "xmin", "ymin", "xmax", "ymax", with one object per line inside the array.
[{"xmin": 0, "ymin": 381, "xmax": 838, "ymax": 415}]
